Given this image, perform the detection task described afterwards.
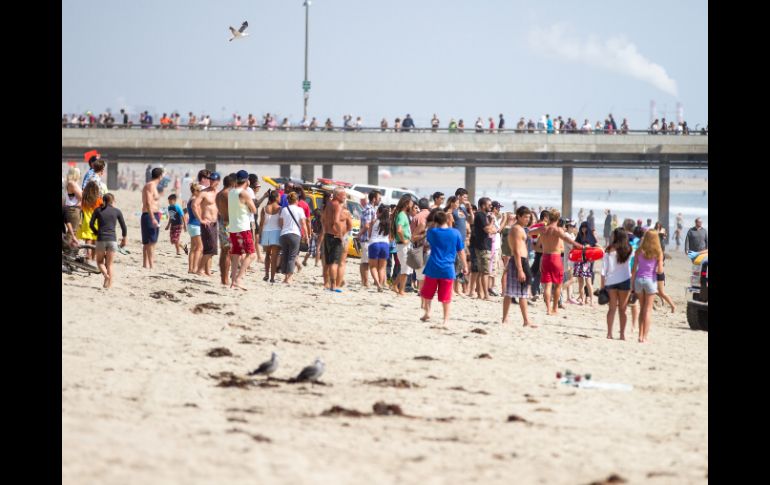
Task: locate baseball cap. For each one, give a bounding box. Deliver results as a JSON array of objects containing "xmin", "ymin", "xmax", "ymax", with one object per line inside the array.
[
  {"xmin": 84, "ymin": 149, "xmax": 100, "ymax": 163},
  {"xmin": 491, "ymin": 201, "xmax": 503, "ymax": 209},
  {"xmin": 236, "ymin": 170, "xmax": 249, "ymax": 181},
  {"xmin": 209, "ymin": 172, "xmax": 221, "ymax": 181}
]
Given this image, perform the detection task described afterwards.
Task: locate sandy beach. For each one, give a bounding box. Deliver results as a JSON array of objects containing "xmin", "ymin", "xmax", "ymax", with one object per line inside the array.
[{"xmin": 62, "ymin": 188, "xmax": 708, "ymax": 485}]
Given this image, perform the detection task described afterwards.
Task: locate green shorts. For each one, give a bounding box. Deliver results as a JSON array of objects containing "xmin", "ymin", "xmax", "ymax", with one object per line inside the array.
[{"xmin": 476, "ymin": 250, "xmax": 492, "ymax": 275}]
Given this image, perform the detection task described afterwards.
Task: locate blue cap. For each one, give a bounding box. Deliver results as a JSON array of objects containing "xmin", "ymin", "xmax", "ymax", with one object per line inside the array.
[
  {"xmin": 209, "ymin": 172, "xmax": 221, "ymax": 181},
  {"xmin": 236, "ymin": 170, "xmax": 249, "ymax": 181}
]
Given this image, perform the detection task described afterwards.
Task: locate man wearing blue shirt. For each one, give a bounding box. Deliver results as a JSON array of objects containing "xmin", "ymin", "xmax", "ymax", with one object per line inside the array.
[
  {"xmin": 401, "ymin": 114, "xmax": 415, "ymax": 132},
  {"xmin": 81, "ymin": 150, "xmax": 100, "ymax": 190}
]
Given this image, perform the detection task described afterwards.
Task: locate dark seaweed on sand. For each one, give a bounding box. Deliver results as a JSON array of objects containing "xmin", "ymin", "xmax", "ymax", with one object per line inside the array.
[{"xmin": 207, "ymin": 347, "xmax": 232, "ymax": 357}]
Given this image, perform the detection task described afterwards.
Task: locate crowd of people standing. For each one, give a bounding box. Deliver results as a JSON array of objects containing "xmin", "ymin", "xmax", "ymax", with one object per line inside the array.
[{"xmin": 63, "ymin": 153, "xmax": 706, "ymax": 342}]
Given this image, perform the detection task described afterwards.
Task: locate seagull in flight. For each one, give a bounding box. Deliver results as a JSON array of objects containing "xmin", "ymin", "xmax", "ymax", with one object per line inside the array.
[{"xmin": 228, "ymin": 21, "xmax": 249, "ymax": 42}]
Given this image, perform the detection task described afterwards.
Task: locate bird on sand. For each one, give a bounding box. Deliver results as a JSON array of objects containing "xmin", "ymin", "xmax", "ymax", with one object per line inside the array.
[
  {"xmin": 248, "ymin": 352, "xmax": 278, "ymax": 378},
  {"xmin": 294, "ymin": 357, "xmax": 325, "ymax": 383}
]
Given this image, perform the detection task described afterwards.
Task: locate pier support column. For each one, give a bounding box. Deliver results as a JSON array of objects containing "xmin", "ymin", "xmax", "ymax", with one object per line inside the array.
[
  {"xmin": 465, "ymin": 166, "xmax": 476, "ymax": 203},
  {"xmin": 368, "ymin": 164, "xmax": 379, "ymax": 185},
  {"xmin": 301, "ymin": 164, "xmax": 314, "ymax": 183},
  {"xmin": 322, "ymin": 164, "xmax": 334, "ymax": 180},
  {"xmin": 280, "ymin": 164, "xmax": 291, "ymax": 178},
  {"xmin": 205, "ymin": 162, "xmax": 216, "ymax": 174},
  {"xmin": 659, "ymin": 160, "xmax": 670, "ymax": 240},
  {"xmin": 562, "ymin": 164, "xmax": 573, "ymax": 219},
  {"xmin": 107, "ymin": 160, "xmax": 119, "ymax": 191}
]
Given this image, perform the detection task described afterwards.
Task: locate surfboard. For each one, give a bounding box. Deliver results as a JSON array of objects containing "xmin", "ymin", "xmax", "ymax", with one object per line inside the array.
[
  {"xmin": 529, "ymin": 222, "xmax": 545, "ymax": 240},
  {"xmin": 688, "ymin": 251, "xmax": 708, "ymax": 265},
  {"xmin": 560, "ymin": 378, "xmax": 632, "ymax": 391},
  {"xmin": 568, "ymin": 246, "xmax": 605, "ymax": 263},
  {"xmin": 317, "ymin": 178, "xmax": 352, "ymax": 187}
]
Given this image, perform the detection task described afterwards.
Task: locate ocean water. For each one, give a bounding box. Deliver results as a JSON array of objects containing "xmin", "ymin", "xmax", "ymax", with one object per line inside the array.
[{"xmin": 397, "ymin": 167, "xmax": 708, "ymax": 231}]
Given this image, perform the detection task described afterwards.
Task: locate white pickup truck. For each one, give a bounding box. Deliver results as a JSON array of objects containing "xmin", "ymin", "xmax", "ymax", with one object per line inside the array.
[{"xmin": 350, "ymin": 184, "xmax": 419, "ymax": 206}]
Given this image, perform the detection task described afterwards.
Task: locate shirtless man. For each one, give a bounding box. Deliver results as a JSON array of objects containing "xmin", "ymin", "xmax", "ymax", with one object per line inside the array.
[
  {"xmin": 503, "ymin": 206, "xmax": 539, "ymax": 326},
  {"xmin": 141, "ymin": 167, "xmax": 163, "ymax": 269},
  {"xmin": 197, "ymin": 169, "xmax": 211, "ymax": 188},
  {"xmin": 215, "ymin": 174, "xmax": 236, "ymax": 285},
  {"xmin": 537, "ymin": 208, "xmax": 584, "ymax": 316},
  {"xmin": 336, "ymin": 205, "xmax": 354, "ymax": 287},
  {"xmin": 197, "ymin": 172, "xmax": 221, "ymax": 276},
  {"xmin": 321, "ymin": 187, "xmax": 346, "ymax": 292}
]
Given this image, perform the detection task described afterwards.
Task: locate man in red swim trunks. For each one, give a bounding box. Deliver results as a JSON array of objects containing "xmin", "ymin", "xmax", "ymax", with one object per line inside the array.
[{"xmin": 537, "ymin": 208, "xmax": 584, "ymax": 316}]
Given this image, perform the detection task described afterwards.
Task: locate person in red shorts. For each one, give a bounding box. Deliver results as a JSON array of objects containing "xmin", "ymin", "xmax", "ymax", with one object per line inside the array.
[
  {"xmin": 419, "ymin": 211, "xmax": 468, "ymax": 325},
  {"xmin": 537, "ymin": 208, "xmax": 584, "ymax": 316},
  {"xmin": 227, "ymin": 170, "xmax": 257, "ymax": 290}
]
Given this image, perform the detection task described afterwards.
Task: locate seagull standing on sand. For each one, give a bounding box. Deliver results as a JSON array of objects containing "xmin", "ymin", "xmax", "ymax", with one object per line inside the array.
[
  {"xmin": 294, "ymin": 357, "xmax": 325, "ymax": 383},
  {"xmin": 228, "ymin": 21, "xmax": 249, "ymax": 42},
  {"xmin": 248, "ymin": 352, "xmax": 278, "ymax": 378}
]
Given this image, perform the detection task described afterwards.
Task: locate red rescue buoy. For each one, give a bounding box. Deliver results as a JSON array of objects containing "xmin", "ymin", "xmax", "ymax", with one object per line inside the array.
[{"xmin": 568, "ymin": 246, "xmax": 605, "ymax": 263}]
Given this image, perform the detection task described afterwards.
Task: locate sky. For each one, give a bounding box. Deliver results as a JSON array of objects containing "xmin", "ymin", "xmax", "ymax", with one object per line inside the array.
[{"xmin": 62, "ymin": 0, "xmax": 708, "ymax": 130}]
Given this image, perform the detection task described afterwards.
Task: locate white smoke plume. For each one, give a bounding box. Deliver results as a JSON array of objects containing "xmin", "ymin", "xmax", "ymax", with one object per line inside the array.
[{"xmin": 529, "ymin": 24, "xmax": 678, "ymax": 97}]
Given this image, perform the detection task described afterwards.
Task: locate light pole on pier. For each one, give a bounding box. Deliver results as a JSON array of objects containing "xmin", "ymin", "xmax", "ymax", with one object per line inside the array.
[{"xmin": 302, "ymin": 1, "xmax": 311, "ymax": 119}]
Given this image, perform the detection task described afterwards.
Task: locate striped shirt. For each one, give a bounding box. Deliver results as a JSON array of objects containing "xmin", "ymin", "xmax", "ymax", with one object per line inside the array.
[{"xmin": 359, "ymin": 203, "xmax": 377, "ymax": 242}]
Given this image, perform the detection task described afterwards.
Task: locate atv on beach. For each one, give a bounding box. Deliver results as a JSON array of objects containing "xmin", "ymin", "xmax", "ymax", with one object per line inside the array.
[
  {"xmin": 686, "ymin": 256, "xmax": 708, "ymax": 331},
  {"xmin": 262, "ymin": 176, "xmax": 364, "ymax": 258}
]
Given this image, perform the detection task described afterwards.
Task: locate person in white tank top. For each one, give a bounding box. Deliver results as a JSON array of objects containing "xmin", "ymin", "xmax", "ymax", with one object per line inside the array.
[
  {"xmin": 227, "ymin": 173, "xmax": 257, "ymax": 290},
  {"xmin": 262, "ymin": 206, "xmax": 282, "ymax": 231},
  {"xmin": 228, "ymin": 188, "xmax": 252, "ymax": 234},
  {"xmin": 259, "ymin": 190, "xmax": 282, "ymax": 282}
]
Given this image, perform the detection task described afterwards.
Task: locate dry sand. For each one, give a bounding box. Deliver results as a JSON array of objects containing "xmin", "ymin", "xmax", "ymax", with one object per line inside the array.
[{"xmin": 62, "ymin": 189, "xmax": 708, "ymax": 485}]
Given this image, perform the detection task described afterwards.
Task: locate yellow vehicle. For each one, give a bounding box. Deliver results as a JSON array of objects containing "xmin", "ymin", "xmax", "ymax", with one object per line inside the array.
[{"xmin": 262, "ymin": 176, "xmax": 363, "ymax": 258}]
